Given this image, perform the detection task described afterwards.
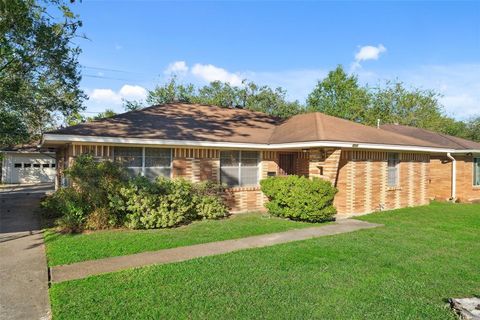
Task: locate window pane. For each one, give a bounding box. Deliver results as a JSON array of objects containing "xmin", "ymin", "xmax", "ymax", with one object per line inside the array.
[
  {"xmin": 241, "ymin": 167, "xmax": 258, "ymax": 186},
  {"xmin": 33, "ymin": 163, "xmax": 40, "ymax": 168},
  {"xmin": 474, "ymin": 158, "xmax": 480, "ymax": 186},
  {"xmin": 125, "ymin": 167, "xmax": 142, "ymax": 177},
  {"xmin": 42, "ymin": 163, "xmax": 49, "ymax": 168},
  {"xmin": 24, "ymin": 163, "xmax": 31, "ymax": 168},
  {"xmin": 145, "ymin": 168, "xmax": 171, "ymax": 179},
  {"xmin": 145, "ymin": 148, "xmax": 171, "ymax": 157},
  {"xmin": 14, "ymin": 163, "xmax": 22, "ymax": 168},
  {"xmin": 241, "ymin": 151, "xmax": 259, "ymax": 167},
  {"xmin": 220, "ymin": 167, "xmax": 239, "ymax": 187},
  {"xmin": 387, "ymin": 153, "xmax": 399, "ymax": 187},
  {"xmin": 114, "ymin": 147, "xmax": 142, "ymax": 167},
  {"xmin": 145, "ymin": 148, "xmax": 171, "ymax": 168},
  {"xmin": 220, "ymin": 151, "xmax": 239, "ymax": 167}
]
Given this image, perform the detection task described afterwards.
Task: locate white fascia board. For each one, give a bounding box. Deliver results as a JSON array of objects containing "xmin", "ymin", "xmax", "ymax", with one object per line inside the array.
[
  {"xmin": 42, "ymin": 133, "xmax": 456, "ymax": 153},
  {"xmin": 450, "ymin": 150, "xmax": 480, "ymax": 154}
]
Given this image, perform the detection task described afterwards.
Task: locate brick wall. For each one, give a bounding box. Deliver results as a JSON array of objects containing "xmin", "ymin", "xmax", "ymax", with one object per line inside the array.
[
  {"xmin": 334, "ymin": 151, "xmax": 430, "ymax": 217},
  {"xmin": 429, "ymin": 155, "xmax": 480, "ymax": 202}
]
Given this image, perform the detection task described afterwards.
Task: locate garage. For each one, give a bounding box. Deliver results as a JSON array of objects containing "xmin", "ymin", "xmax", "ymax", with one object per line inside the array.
[{"xmin": 1, "ymin": 151, "xmax": 56, "ymax": 184}]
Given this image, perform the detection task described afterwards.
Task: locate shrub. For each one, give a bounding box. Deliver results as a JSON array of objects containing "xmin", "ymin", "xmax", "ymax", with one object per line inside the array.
[
  {"xmin": 47, "ymin": 154, "xmax": 229, "ymax": 232},
  {"xmin": 85, "ymin": 207, "xmax": 117, "ymax": 230},
  {"xmin": 120, "ymin": 178, "xmax": 195, "ymax": 229},
  {"xmin": 41, "ymin": 187, "xmax": 91, "ymax": 232},
  {"xmin": 65, "ymin": 154, "xmax": 127, "ymax": 211},
  {"xmin": 260, "ymin": 176, "xmax": 337, "ymax": 222},
  {"xmin": 194, "ymin": 195, "xmax": 228, "ymax": 219}
]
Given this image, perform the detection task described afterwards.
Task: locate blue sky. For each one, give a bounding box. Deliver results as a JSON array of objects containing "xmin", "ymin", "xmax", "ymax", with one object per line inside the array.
[{"xmin": 73, "ymin": 1, "xmax": 480, "ymax": 119}]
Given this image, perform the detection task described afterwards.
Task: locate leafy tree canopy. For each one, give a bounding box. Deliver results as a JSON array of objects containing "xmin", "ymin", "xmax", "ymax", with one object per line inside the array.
[
  {"xmin": 121, "ymin": 67, "xmax": 478, "ymax": 142},
  {"xmin": 0, "ymin": 0, "xmax": 85, "ymax": 147}
]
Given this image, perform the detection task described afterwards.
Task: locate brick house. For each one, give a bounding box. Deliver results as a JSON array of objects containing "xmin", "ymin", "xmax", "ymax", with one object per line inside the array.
[{"xmin": 41, "ymin": 103, "xmax": 480, "ymax": 217}]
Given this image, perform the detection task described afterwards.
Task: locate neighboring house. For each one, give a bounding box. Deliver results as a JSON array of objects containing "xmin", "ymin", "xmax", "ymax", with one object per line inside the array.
[
  {"xmin": 41, "ymin": 103, "xmax": 480, "ymax": 217},
  {"xmin": 1, "ymin": 145, "xmax": 57, "ymax": 184}
]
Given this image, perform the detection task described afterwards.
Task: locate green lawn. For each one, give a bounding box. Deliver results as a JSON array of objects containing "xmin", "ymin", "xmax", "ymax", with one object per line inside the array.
[
  {"xmin": 50, "ymin": 202, "xmax": 480, "ymax": 319},
  {"xmin": 44, "ymin": 212, "xmax": 314, "ymax": 266}
]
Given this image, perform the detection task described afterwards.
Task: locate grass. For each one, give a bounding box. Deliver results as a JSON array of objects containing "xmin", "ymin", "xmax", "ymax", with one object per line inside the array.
[
  {"xmin": 50, "ymin": 202, "xmax": 480, "ymax": 319},
  {"xmin": 44, "ymin": 212, "xmax": 315, "ymax": 266}
]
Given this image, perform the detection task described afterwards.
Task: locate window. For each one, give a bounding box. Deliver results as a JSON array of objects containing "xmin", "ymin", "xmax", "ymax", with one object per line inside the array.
[
  {"xmin": 51, "ymin": 163, "xmax": 56, "ymax": 168},
  {"xmin": 42, "ymin": 163, "xmax": 50, "ymax": 168},
  {"xmin": 14, "ymin": 163, "xmax": 22, "ymax": 168},
  {"xmin": 474, "ymin": 157, "xmax": 480, "ymax": 186},
  {"xmin": 114, "ymin": 147, "xmax": 142, "ymax": 176},
  {"xmin": 33, "ymin": 163, "xmax": 41, "ymax": 168},
  {"xmin": 144, "ymin": 148, "xmax": 172, "ymax": 179},
  {"xmin": 387, "ymin": 153, "xmax": 400, "ymax": 187},
  {"xmin": 220, "ymin": 151, "xmax": 259, "ymax": 187},
  {"xmin": 24, "ymin": 163, "xmax": 31, "ymax": 168}
]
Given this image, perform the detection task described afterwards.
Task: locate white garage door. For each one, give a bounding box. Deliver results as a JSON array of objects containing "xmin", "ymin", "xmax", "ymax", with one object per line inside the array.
[{"xmin": 4, "ymin": 154, "xmax": 56, "ymax": 184}]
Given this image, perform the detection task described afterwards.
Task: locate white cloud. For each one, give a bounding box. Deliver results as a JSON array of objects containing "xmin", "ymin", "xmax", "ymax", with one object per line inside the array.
[
  {"xmin": 164, "ymin": 61, "xmax": 189, "ymax": 75},
  {"xmin": 90, "ymin": 89, "xmax": 122, "ymax": 104},
  {"xmin": 351, "ymin": 44, "xmax": 387, "ymax": 71},
  {"xmin": 118, "ymin": 85, "xmax": 148, "ymax": 100},
  {"xmin": 191, "ymin": 63, "xmax": 243, "ymax": 86},
  {"xmin": 355, "ymin": 44, "xmax": 387, "ymax": 62},
  {"xmin": 89, "ymin": 84, "xmax": 147, "ymax": 106}
]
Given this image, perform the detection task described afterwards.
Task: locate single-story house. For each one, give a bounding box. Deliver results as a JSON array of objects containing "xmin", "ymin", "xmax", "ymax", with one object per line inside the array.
[
  {"xmin": 1, "ymin": 145, "xmax": 57, "ymax": 184},
  {"xmin": 41, "ymin": 103, "xmax": 480, "ymax": 217}
]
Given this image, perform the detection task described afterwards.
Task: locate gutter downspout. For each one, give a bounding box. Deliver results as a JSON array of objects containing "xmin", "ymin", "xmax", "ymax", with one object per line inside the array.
[{"xmin": 446, "ymin": 153, "xmax": 456, "ymax": 202}]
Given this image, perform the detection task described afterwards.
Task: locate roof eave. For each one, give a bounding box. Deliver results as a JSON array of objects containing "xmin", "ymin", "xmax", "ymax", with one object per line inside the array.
[{"xmin": 42, "ymin": 133, "xmax": 458, "ymax": 153}]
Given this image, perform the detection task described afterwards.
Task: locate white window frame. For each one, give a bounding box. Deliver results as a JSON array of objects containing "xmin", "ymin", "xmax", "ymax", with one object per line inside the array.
[
  {"xmin": 387, "ymin": 152, "xmax": 400, "ymax": 187},
  {"xmin": 113, "ymin": 146, "xmax": 172, "ymax": 179},
  {"xmin": 142, "ymin": 147, "xmax": 173, "ymax": 179},
  {"xmin": 220, "ymin": 151, "xmax": 259, "ymax": 187},
  {"xmin": 474, "ymin": 157, "xmax": 480, "ymax": 187}
]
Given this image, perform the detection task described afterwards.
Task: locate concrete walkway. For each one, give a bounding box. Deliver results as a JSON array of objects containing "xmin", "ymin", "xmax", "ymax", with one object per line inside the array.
[
  {"xmin": 0, "ymin": 187, "xmax": 51, "ymax": 320},
  {"xmin": 51, "ymin": 219, "xmax": 382, "ymax": 283}
]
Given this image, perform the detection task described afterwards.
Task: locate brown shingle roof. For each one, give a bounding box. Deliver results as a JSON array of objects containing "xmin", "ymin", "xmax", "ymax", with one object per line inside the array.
[
  {"xmin": 380, "ymin": 124, "xmax": 480, "ymax": 150},
  {"xmin": 270, "ymin": 112, "xmax": 442, "ymax": 147},
  {"xmin": 50, "ymin": 104, "xmax": 279, "ymax": 144},
  {"xmin": 48, "ymin": 103, "xmax": 479, "ymax": 150}
]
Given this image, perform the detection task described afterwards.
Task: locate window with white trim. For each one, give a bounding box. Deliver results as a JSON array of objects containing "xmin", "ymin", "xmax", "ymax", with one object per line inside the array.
[
  {"xmin": 144, "ymin": 148, "xmax": 172, "ymax": 179},
  {"xmin": 474, "ymin": 157, "xmax": 480, "ymax": 186},
  {"xmin": 387, "ymin": 153, "xmax": 400, "ymax": 187},
  {"xmin": 114, "ymin": 147, "xmax": 142, "ymax": 177},
  {"xmin": 220, "ymin": 151, "xmax": 259, "ymax": 187}
]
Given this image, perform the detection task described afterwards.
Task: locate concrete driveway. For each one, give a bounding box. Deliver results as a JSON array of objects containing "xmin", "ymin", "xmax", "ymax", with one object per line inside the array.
[{"xmin": 0, "ymin": 184, "xmax": 53, "ymax": 320}]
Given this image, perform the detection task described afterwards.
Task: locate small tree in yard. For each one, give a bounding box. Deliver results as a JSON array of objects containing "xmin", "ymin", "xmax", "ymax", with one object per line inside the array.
[{"xmin": 260, "ymin": 176, "xmax": 337, "ymax": 222}]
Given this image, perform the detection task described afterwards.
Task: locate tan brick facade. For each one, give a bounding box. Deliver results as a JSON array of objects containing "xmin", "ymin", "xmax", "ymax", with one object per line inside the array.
[
  {"xmin": 429, "ymin": 155, "xmax": 480, "ymax": 202},
  {"xmin": 59, "ymin": 143, "xmax": 478, "ymax": 216},
  {"xmin": 334, "ymin": 151, "xmax": 430, "ymax": 217}
]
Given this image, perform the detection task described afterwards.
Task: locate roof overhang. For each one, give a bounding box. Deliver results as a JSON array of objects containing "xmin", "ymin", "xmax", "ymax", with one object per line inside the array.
[{"xmin": 42, "ymin": 133, "xmax": 463, "ymax": 153}]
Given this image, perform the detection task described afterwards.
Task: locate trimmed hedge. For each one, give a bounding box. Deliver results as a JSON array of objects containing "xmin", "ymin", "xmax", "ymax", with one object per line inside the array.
[{"xmin": 260, "ymin": 176, "xmax": 337, "ymax": 222}]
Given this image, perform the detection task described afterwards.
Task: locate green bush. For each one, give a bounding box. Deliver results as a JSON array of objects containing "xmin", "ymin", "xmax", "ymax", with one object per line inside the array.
[
  {"xmin": 116, "ymin": 177, "xmax": 228, "ymax": 229},
  {"xmin": 194, "ymin": 195, "xmax": 228, "ymax": 219},
  {"xmin": 65, "ymin": 154, "xmax": 127, "ymax": 211},
  {"xmin": 40, "ymin": 188, "xmax": 91, "ymax": 232},
  {"xmin": 260, "ymin": 176, "xmax": 337, "ymax": 222},
  {"xmin": 45, "ymin": 154, "xmax": 229, "ymax": 232}
]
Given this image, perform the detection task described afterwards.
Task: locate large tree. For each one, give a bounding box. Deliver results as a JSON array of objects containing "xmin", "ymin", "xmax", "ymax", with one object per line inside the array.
[
  {"xmin": 307, "ymin": 65, "xmax": 370, "ymax": 122},
  {"xmin": 0, "ymin": 0, "xmax": 86, "ymax": 147},
  {"xmin": 366, "ymin": 81, "xmax": 446, "ymax": 129}
]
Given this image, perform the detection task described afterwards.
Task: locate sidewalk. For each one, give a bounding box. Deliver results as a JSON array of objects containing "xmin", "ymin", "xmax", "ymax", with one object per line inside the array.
[{"xmin": 50, "ymin": 219, "xmax": 382, "ymax": 283}]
